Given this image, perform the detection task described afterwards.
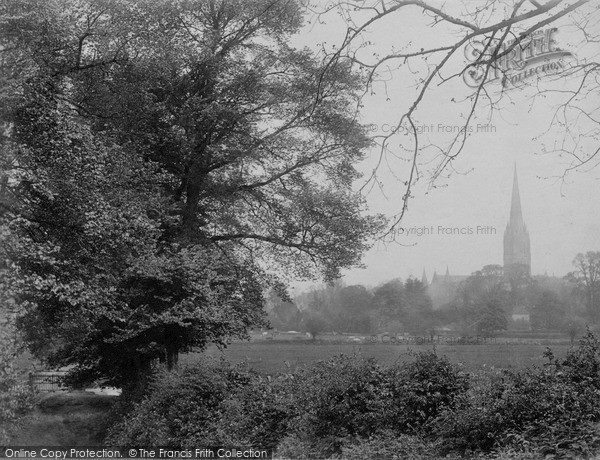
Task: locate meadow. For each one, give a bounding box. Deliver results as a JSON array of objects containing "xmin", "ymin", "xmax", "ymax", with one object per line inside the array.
[
  {"xmin": 117, "ymin": 332, "xmax": 600, "ymax": 459},
  {"xmin": 186, "ymin": 333, "xmax": 575, "ymax": 374}
]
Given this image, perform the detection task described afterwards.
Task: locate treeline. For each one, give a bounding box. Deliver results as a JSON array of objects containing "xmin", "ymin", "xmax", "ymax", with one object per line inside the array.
[
  {"xmin": 267, "ymin": 278, "xmax": 435, "ymax": 336},
  {"xmin": 268, "ymin": 252, "xmax": 600, "ymax": 339},
  {"xmin": 442, "ymin": 256, "xmax": 600, "ymax": 338}
]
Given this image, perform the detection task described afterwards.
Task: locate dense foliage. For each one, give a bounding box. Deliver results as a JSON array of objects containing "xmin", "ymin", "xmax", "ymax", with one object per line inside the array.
[
  {"xmin": 108, "ymin": 350, "xmax": 468, "ymax": 456},
  {"xmin": 0, "ymin": 0, "xmax": 383, "ymax": 389},
  {"xmin": 436, "ymin": 331, "xmax": 600, "ymax": 457},
  {"xmin": 108, "ymin": 333, "xmax": 600, "ymax": 459},
  {"xmin": 0, "ymin": 215, "xmax": 36, "ymax": 442},
  {"xmin": 0, "ymin": 314, "xmax": 36, "ymax": 444},
  {"xmin": 293, "ymin": 277, "xmax": 434, "ymax": 335}
]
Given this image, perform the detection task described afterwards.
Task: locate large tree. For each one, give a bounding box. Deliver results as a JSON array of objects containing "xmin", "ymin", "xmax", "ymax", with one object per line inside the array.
[{"xmin": 0, "ymin": 0, "xmax": 383, "ymax": 389}]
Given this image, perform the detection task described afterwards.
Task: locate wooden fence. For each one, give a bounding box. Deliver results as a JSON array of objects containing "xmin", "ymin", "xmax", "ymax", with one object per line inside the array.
[{"xmin": 29, "ymin": 371, "xmax": 67, "ymax": 392}]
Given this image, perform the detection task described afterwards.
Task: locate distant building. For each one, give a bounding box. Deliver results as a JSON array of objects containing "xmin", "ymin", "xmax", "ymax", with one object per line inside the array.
[
  {"xmin": 423, "ymin": 165, "xmax": 532, "ymax": 308},
  {"xmin": 511, "ymin": 306, "xmax": 532, "ymax": 331},
  {"xmin": 426, "ymin": 267, "xmax": 468, "ymax": 308},
  {"xmin": 511, "ymin": 310, "xmax": 531, "ymax": 322}
]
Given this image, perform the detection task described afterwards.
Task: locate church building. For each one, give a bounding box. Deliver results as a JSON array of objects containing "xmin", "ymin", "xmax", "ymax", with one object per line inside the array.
[{"xmin": 425, "ymin": 166, "xmax": 531, "ymax": 308}]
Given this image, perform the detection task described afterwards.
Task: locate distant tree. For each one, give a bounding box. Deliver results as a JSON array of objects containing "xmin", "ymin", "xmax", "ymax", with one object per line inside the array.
[
  {"xmin": 477, "ymin": 298, "xmax": 508, "ymax": 337},
  {"xmin": 296, "ymin": 283, "xmax": 345, "ymax": 332},
  {"xmin": 456, "ymin": 265, "xmax": 510, "ymax": 334},
  {"xmin": 339, "ymin": 285, "xmax": 374, "ymax": 312},
  {"xmin": 531, "ymin": 290, "xmax": 566, "ymax": 331},
  {"xmin": 301, "ymin": 284, "xmax": 370, "ymax": 333},
  {"xmin": 403, "ymin": 278, "xmax": 434, "ymax": 335},
  {"xmin": 404, "ymin": 278, "xmax": 432, "ymax": 306},
  {"xmin": 434, "ymin": 303, "xmax": 461, "ymax": 330},
  {"xmin": 266, "ymin": 290, "xmax": 301, "ymax": 331},
  {"xmin": 303, "ymin": 315, "xmax": 329, "ymax": 341},
  {"xmin": 372, "ymin": 279, "xmax": 405, "ymax": 331},
  {"xmin": 307, "ymin": 290, "xmax": 329, "ymax": 318},
  {"xmin": 562, "ymin": 316, "xmax": 587, "ymax": 345},
  {"xmin": 333, "ymin": 285, "xmax": 374, "ymax": 333},
  {"xmin": 566, "ymin": 252, "xmax": 600, "ymax": 323},
  {"xmin": 505, "ymin": 263, "xmax": 534, "ymax": 310}
]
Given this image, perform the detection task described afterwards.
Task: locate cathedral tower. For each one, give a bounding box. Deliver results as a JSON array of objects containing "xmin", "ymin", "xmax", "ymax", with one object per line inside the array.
[{"xmin": 503, "ymin": 165, "xmax": 531, "ymax": 276}]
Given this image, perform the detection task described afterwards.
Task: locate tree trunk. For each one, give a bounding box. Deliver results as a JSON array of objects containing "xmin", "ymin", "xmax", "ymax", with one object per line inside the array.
[
  {"xmin": 166, "ymin": 344, "xmax": 179, "ymax": 371},
  {"xmin": 180, "ymin": 155, "xmax": 210, "ymax": 240}
]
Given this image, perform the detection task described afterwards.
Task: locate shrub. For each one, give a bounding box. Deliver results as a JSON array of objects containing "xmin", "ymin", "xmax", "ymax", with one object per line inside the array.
[
  {"xmin": 273, "ymin": 351, "xmax": 467, "ymax": 457},
  {"xmin": 195, "ymin": 375, "xmax": 294, "ymax": 450},
  {"xmin": 382, "ymin": 350, "xmax": 469, "ymax": 433},
  {"xmin": 434, "ymin": 332, "xmax": 600, "ymax": 457},
  {"xmin": 106, "ymin": 358, "xmax": 251, "ymax": 447},
  {"xmin": 107, "ymin": 350, "xmax": 469, "ymax": 457},
  {"xmin": 558, "ymin": 328, "xmax": 600, "ymax": 388},
  {"xmin": 283, "ymin": 354, "xmax": 387, "ymax": 456},
  {"xmin": 434, "ymin": 368, "xmax": 553, "ymax": 453}
]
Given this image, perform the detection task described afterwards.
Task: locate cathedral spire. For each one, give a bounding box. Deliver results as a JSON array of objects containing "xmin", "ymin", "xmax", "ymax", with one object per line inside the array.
[
  {"xmin": 503, "ymin": 164, "xmax": 531, "ymax": 276},
  {"xmin": 510, "ymin": 164, "xmax": 523, "ymax": 224},
  {"xmin": 421, "ymin": 269, "xmax": 428, "ymax": 286}
]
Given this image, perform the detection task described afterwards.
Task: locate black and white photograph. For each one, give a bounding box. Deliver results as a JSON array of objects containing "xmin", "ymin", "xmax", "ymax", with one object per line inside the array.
[{"xmin": 1, "ymin": 0, "xmax": 600, "ymax": 458}]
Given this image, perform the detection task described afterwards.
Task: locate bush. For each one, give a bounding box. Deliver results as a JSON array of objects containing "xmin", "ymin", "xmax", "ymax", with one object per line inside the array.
[
  {"xmin": 433, "ymin": 331, "xmax": 600, "ymax": 457},
  {"xmin": 382, "ymin": 350, "xmax": 469, "ymax": 433},
  {"xmin": 283, "ymin": 354, "xmax": 387, "ymax": 456},
  {"xmin": 107, "ymin": 358, "xmax": 252, "ymax": 447},
  {"xmin": 108, "ymin": 350, "xmax": 468, "ymax": 458},
  {"xmin": 277, "ymin": 351, "xmax": 467, "ymax": 456},
  {"xmin": 108, "ymin": 354, "xmax": 389, "ymax": 455},
  {"xmin": 558, "ymin": 328, "xmax": 600, "ymax": 388},
  {"xmin": 195, "ymin": 374, "xmax": 294, "ymax": 450}
]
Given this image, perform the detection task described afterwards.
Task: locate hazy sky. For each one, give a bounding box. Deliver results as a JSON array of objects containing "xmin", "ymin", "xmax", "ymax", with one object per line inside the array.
[{"xmin": 291, "ymin": 1, "xmax": 600, "ymax": 290}]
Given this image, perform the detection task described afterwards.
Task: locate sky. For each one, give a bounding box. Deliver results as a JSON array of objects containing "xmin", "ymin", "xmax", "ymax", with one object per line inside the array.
[{"xmin": 290, "ymin": 1, "xmax": 600, "ymax": 291}]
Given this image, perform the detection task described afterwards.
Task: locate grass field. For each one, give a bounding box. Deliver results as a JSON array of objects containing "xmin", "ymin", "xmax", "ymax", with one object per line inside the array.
[
  {"xmin": 184, "ymin": 335, "xmax": 575, "ymax": 374},
  {"xmin": 15, "ymin": 332, "xmax": 576, "ymax": 376}
]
